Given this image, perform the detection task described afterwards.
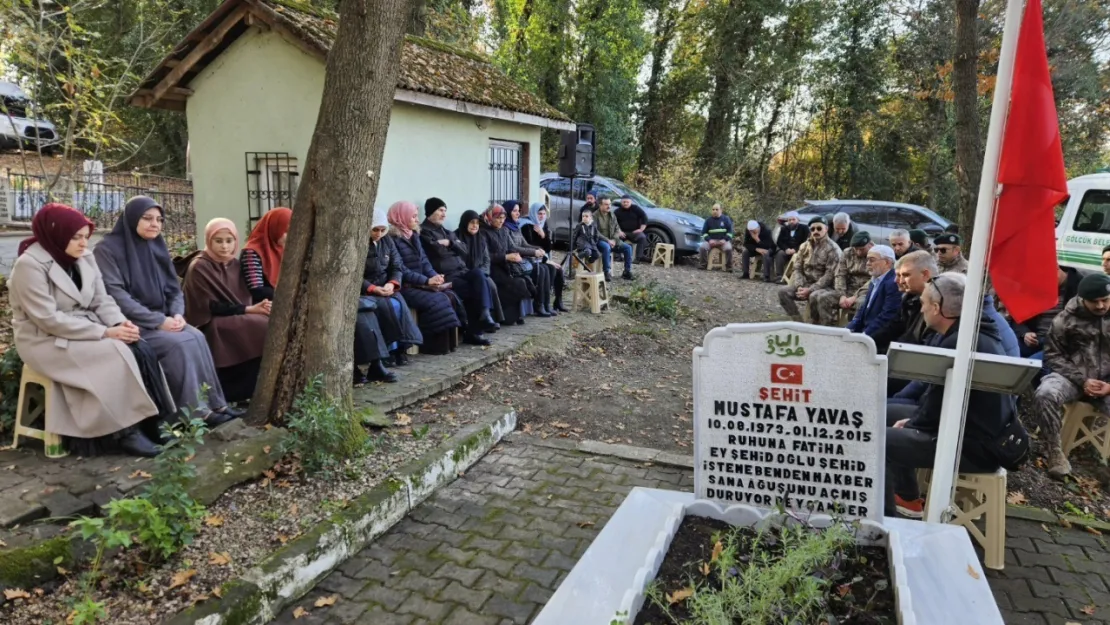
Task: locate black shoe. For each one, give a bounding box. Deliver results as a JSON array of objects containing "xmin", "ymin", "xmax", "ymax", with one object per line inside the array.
[
  {"xmin": 353, "ymin": 367, "xmax": 368, "ymax": 386},
  {"xmin": 366, "ymin": 360, "xmax": 398, "ymax": 383},
  {"xmin": 622, "ymin": 270, "xmax": 633, "ymax": 281},
  {"xmin": 534, "ymin": 309, "xmax": 553, "ymax": 318},
  {"xmin": 463, "ymin": 333, "xmax": 492, "ymax": 346},
  {"xmin": 119, "ymin": 429, "xmax": 161, "ymax": 457},
  {"xmin": 604, "ymin": 271, "xmax": 613, "ymax": 282},
  {"xmin": 554, "ymin": 300, "xmax": 569, "ymax": 313},
  {"xmin": 217, "ymin": 405, "xmax": 247, "ymax": 418},
  {"xmin": 204, "ymin": 410, "xmax": 236, "ymax": 428},
  {"xmin": 480, "ymin": 311, "xmax": 500, "ymax": 332},
  {"xmin": 515, "ymin": 318, "xmax": 525, "ymax": 325},
  {"xmin": 391, "ymin": 349, "xmax": 409, "ymax": 367}
]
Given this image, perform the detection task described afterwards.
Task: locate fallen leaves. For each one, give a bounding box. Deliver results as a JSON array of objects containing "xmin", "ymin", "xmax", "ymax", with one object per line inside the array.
[
  {"xmin": 552, "ymin": 422, "xmax": 570, "ymax": 429},
  {"xmin": 293, "ymin": 606, "xmax": 309, "ymax": 619},
  {"xmin": 666, "ymin": 587, "xmax": 694, "ymax": 604},
  {"xmin": 394, "ymin": 413, "xmax": 412, "ymax": 426},
  {"xmin": 966, "ymin": 564, "xmax": 981, "ymax": 580},
  {"xmin": 1085, "ymin": 525, "xmax": 1103, "ymax": 536},
  {"xmin": 710, "ymin": 540, "xmax": 723, "ymax": 563},
  {"xmin": 1081, "ymin": 604, "xmax": 1097, "ymax": 616},
  {"xmin": 314, "ymin": 595, "xmax": 338, "ymax": 608},
  {"xmin": 169, "ymin": 569, "xmax": 197, "ymax": 589},
  {"xmin": 208, "ymin": 552, "xmax": 232, "ymax": 566},
  {"xmin": 263, "ymin": 445, "xmax": 272, "ymax": 454},
  {"xmin": 204, "ymin": 515, "xmax": 225, "ymax": 527},
  {"xmin": 699, "ymin": 562, "xmax": 710, "ymax": 576},
  {"xmin": 577, "ymin": 520, "xmax": 595, "ymax": 528},
  {"xmin": 4, "ymin": 588, "xmax": 31, "ymax": 600},
  {"xmin": 836, "ymin": 583, "xmax": 852, "ymax": 597},
  {"xmin": 1005, "ymin": 491, "xmax": 1027, "ymax": 506},
  {"xmin": 128, "ymin": 470, "xmax": 153, "ymax": 479}
]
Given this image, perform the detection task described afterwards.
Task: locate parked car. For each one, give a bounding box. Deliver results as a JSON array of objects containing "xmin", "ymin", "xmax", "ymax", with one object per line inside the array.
[
  {"xmin": 0, "ymin": 81, "xmax": 61, "ymax": 152},
  {"xmin": 537, "ymin": 173, "xmax": 705, "ymax": 256},
  {"xmin": 788, "ymin": 199, "xmax": 951, "ymax": 244},
  {"xmin": 1055, "ymin": 171, "xmax": 1110, "ymax": 274}
]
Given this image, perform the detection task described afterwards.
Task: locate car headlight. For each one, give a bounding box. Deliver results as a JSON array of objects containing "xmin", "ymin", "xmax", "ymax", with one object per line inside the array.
[{"xmin": 675, "ymin": 218, "xmax": 698, "ymax": 228}]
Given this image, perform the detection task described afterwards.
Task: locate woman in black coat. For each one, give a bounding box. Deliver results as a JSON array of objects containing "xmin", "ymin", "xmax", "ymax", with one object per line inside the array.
[
  {"xmin": 455, "ymin": 209, "xmax": 505, "ymax": 324},
  {"xmin": 363, "ymin": 213, "xmax": 423, "ymax": 366},
  {"xmin": 504, "ymin": 200, "xmax": 564, "ymax": 316},
  {"xmin": 479, "ymin": 205, "xmax": 533, "ymax": 325},
  {"xmin": 387, "ymin": 201, "xmax": 463, "ymax": 355}
]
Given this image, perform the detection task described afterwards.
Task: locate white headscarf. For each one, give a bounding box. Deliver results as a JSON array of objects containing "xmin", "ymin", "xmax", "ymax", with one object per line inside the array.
[{"xmin": 530, "ymin": 202, "xmax": 547, "ymax": 229}]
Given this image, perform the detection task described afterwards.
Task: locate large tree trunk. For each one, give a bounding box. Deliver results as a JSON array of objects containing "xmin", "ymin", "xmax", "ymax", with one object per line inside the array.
[
  {"xmin": 696, "ymin": 0, "xmax": 762, "ymax": 170},
  {"xmin": 953, "ymin": 0, "xmax": 982, "ymax": 243},
  {"xmin": 249, "ymin": 0, "xmax": 412, "ymax": 424},
  {"xmin": 637, "ymin": 0, "xmax": 681, "ymax": 173}
]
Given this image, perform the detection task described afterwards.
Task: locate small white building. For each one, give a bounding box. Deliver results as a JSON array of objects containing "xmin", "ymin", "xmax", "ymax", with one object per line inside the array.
[{"xmin": 130, "ymin": 0, "xmax": 573, "ymax": 237}]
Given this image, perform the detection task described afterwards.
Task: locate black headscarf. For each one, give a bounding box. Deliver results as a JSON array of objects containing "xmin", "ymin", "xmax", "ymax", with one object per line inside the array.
[
  {"xmin": 502, "ymin": 200, "xmax": 521, "ymax": 232},
  {"xmin": 455, "ymin": 210, "xmax": 486, "ymax": 270},
  {"xmin": 97, "ymin": 196, "xmax": 179, "ymax": 314}
]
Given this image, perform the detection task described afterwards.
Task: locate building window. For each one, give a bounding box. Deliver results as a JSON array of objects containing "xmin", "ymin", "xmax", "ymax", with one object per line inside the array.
[
  {"xmin": 489, "ymin": 140, "xmax": 526, "ymax": 207},
  {"xmin": 245, "ymin": 152, "xmax": 299, "ymax": 229}
]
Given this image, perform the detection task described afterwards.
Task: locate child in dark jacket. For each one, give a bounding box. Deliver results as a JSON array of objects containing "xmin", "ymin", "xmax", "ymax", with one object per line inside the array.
[{"xmin": 574, "ymin": 209, "xmax": 603, "ymax": 276}]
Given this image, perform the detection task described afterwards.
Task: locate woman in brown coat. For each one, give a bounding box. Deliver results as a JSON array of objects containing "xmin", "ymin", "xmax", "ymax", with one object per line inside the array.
[{"xmin": 9, "ymin": 204, "xmax": 173, "ymax": 457}]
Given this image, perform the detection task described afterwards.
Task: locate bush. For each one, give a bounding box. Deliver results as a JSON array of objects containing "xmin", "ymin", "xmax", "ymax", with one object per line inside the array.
[
  {"xmin": 630, "ymin": 148, "xmax": 762, "ymax": 221},
  {"xmin": 626, "ymin": 281, "xmax": 681, "ymax": 321},
  {"xmin": 0, "ymin": 348, "xmax": 23, "ymax": 435},
  {"xmin": 282, "ymin": 376, "xmax": 371, "ymax": 477}
]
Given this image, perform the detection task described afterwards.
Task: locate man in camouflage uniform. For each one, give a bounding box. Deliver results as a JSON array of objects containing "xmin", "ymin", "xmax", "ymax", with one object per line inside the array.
[
  {"xmin": 1033, "ymin": 273, "xmax": 1110, "ymax": 479},
  {"xmin": 934, "ymin": 233, "xmax": 969, "ymax": 274},
  {"xmin": 813, "ymin": 231, "xmax": 873, "ymax": 325},
  {"xmin": 778, "ymin": 216, "xmax": 841, "ymax": 324}
]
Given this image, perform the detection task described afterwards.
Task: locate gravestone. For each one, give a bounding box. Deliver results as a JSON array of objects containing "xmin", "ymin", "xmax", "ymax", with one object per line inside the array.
[{"xmin": 693, "ymin": 322, "xmax": 888, "ymax": 522}]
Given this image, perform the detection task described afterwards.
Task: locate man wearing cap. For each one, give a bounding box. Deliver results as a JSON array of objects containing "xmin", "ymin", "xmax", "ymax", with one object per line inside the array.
[
  {"xmin": 814, "ymin": 231, "xmax": 873, "ymax": 322},
  {"xmin": 934, "ymin": 233, "xmax": 968, "ymax": 274},
  {"xmin": 698, "ymin": 203, "xmax": 735, "ymax": 270},
  {"xmin": 774, "ymin": 210, "xmax": 810, "ymax": 282},
  {"xmin": 1032, "ymin": 273, "xmax": 1110, "ymax": 479},
  {"xmin": 830, "ymin": 212, "xmax": 857, "ymax": 251},
  {"xmin": 908, "ymin": 229, "xmax": 932, "ymax": 254},
  {"xmin": 740, "ymin": 219, "xmax": 775, "ymax": 281},
  {"xmin": 778, "ymin": 216, "xmax": 840, "ymax": 323},
  {"xmin": 847, "ymin": 245, "xmax": 901, "ymax": 339},
  {"xmin": 616, "ymin": 195, "xmax": 649, "ymax": 261}
]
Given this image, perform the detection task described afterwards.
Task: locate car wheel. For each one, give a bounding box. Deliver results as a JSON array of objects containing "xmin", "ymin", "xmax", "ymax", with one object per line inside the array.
[{"xmin": 644, "ymin": 226, "xmax": 672, "ymax": 261}]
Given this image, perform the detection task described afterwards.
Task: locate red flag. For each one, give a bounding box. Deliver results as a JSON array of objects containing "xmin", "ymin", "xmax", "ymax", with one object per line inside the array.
[{"xmin": 988, "ymin": 0, "xmax": 1068, "ymax": 324}]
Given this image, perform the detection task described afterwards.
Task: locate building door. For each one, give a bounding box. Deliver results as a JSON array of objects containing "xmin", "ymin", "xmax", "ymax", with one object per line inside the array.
[{"xmin": 489, "ymin": 140, "xmax": 524, "ymax": 207}]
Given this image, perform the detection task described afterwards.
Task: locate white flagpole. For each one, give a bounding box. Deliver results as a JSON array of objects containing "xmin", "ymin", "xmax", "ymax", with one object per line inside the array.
[{"xmin": 924, "ymin": 0, "xmax": 1027, "ymax": 524}]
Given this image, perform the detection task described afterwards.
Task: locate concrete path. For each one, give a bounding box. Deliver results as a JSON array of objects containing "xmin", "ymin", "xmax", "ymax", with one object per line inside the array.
[{"xmin": 272, "ymin": 438, "xmax": 1108, "ymax": 625}]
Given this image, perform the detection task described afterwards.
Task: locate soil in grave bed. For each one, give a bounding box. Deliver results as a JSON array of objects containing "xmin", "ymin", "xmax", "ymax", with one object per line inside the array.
[{"xmin": 635, "ymin": 516, "xmax": 897, "ymax": 625}]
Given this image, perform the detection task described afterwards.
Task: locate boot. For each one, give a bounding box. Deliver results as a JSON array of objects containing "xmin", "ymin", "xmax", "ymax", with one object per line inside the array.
[
  {"xmin": 604, "ymin": 271, "xmax": 613, "ymax": 282},
  {"xmin": 622, "ymin": 269, "xmax": 633, "ymax": 281},
  {"xmin": 204, "ymin": 410, "xmax": 236, "ymax": 428},
  {"xmin": 216, "ymin": 405, "xmax": 247, "ymax": 418},
  {"xmin": 367, "ymin": 360, "xmax": 398, "ymax": 383},
  {"xmin": 391, "ymin": 348, "xmax": 409, "ymax": 367},
  {"xmin": 1047, "ymin": 445, "xmax": 1071, "ymax": 480},
  {"xmin": 480, "ymin": 309, "xmax": 500, "ymax": 333},
  {"xmin": 553, "ymin": 290, "xmax": 568, "ymax": 313},
  {"xmin": 533, "ymin": 298, "xmax": 552, "ymax": 317},
  {"xmin": 463, "ymin": 332, "xmax": 492, "ymax": 346},
  {"xmin": 118, "ymin": 428, "xmax": 161, "ymax": 457},
  {"xmin": 353, "ymin": 366, "xmax": 368, "ymax": 386}
]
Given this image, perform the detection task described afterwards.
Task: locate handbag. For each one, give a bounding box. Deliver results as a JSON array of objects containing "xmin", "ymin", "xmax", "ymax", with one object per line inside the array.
[
  {"xmin": 357, "ymin": 296, "xmax": 378, "ymax": 312},
  {"xmin": 989, "ymin": 400, "xmax": 1030, "ymax": 471}
]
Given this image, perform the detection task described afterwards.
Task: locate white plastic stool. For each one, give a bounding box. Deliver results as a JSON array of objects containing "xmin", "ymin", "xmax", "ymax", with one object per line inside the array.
[
  {"xmin": 12, "ymin": 364, "xmax": 68, "ymax": 459},
  {"xmin": 919, "ymin": 468, "xmax": 1007, "ymax": 570}
]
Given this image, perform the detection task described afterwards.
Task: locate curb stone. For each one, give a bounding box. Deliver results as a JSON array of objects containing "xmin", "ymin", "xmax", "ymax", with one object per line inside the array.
[{"xmin": 162, "ymin": 409, "xmax": 517, "ymax": 625}]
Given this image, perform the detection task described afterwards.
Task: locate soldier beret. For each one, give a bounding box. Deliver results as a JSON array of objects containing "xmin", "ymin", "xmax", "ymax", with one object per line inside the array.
[
  {"xmin": 933, "ymin": 233, "xmax": 961, "ymax": 246},
  {"xmin": 850, "ymin": 231, "xmax": 871, "ymax": 247},
  {"xmin": 908, "ymin": 229, "xmax": 928, "ymax": 245},
  {"xmin": 1078, "ymin": 273, "xmax": 1110, "ymax": 301},
  {"xmin": 808, "ymin": 215, "xmax": 827, "ymax": 226}
]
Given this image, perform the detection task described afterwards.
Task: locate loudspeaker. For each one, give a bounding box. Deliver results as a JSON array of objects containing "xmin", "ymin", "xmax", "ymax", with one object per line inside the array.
[{"xmin": 557, "ymin": 123, "xmax": 595, "ymax": 178}]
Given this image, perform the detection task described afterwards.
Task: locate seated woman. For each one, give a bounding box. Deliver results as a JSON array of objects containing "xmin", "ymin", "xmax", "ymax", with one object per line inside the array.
[
  {"xmin": 240, "ymin": 208, "xmax": 292, "ymax": 303},
  {"xmin": 182, "ymin": 219, "xmax": 270, "ymax": 403},
  {"xmin": 387, "ymin": 201, "xmax": 464, "ymax": 355},
  {"xmin": 364, "ymin": 210, "xmax": 423, "ymax": 366},
  {"xmin": 455, "ymin": 209, "xmax": 506, "ymax": 325},
  {"xmin": 503, "ymin": 200, "xmax": 560, "ymax": 316},
  {"xmin": 478, "ymin": 204, "xmax": 534, "ymax": 326},
  {"xmin": 419, "ymin": 197, "xmax": 497, "ymax": 341},
  {"xmin": 94, "ymin": 196, "xmax": 239, "ymax": 426},
  {"xmin": 525, "ymin": 202, "xmax": 567, "ymax": 312},
  {"xmin": 10, "ymin": 204, "xmax": 174, "ymax": 457}
]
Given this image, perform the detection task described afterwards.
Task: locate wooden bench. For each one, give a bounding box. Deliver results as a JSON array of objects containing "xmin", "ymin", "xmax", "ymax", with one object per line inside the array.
[
  {"xmin": 919, "ymin": 468, "xmax": 1007, "ymax": 570},
  {"xmin": 651, "ymin": 243, "xmax": 675, "ymax": 268},
  {"xmin": 12, "ymin": 364, "xmax": 68, "ymax": 459},
  {"xmin": 1061, "ymin": 402, "xmax": 1110, "ymax": 461}
]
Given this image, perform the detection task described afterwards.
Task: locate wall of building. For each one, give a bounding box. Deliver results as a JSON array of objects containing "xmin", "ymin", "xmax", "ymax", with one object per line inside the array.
[{"xmin": 185, "ymin": 28, "xmax": 542, "ymax": 242}]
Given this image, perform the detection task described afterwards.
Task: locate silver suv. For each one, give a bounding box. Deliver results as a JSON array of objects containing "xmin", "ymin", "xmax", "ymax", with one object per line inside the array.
[
  {"xmin": 0, "ymin": 82, "xmax": 61, "ymax": 152},
  {"xmin": 538, "ymin": 173, "xmax": 705, "ymax": 255},
  {"xmin": 793, "ymin": 200, "xmax": 951, "ymax": 243}
]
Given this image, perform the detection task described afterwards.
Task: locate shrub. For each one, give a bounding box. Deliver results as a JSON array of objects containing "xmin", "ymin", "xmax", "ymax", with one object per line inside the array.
[
  {"xmin": 630, "ymin": 147, "xmax": 762, "ymax": 221},
  {"xmin": 626, "ymin": 281, "xmax": 681, "ymax": 321},
  {"xmin": 282, "ymin": 376, "xmax": 371, "ymax": 477}
]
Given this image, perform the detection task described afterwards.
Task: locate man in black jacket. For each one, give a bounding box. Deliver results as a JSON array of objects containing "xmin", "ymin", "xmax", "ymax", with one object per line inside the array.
[
  {"xmin": 774, "ymin": 210, "xmax": 809, "ymax": 282},
  {"xmin": 740, "ymin": 219, "xmax": 775, "ymax": 281},
  {"xmin": 830, "ymin": 212, "xmax": 857, "ymax": 251},
  {"xmin": 615, "ymin": 195, "xmax": 649, "ymax": 260},
  {"xmin": 884, "ymin": 272, "xmax": 1011, "ymax": 518},
  {"xmin": 420, "ymin": 197, "xmax": 496, "ymax": 345}
]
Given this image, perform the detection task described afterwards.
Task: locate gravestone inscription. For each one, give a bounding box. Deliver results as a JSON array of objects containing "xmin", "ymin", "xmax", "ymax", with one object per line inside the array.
[{"xmin": 693, "ymin": 323, "xmax": 888, "ymax": 522}]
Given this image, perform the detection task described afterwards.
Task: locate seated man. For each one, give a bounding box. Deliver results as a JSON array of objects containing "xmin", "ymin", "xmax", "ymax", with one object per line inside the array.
[
  {"xmin": 595, "ymin": 197, "xmax": 634, "ymax": 281},
  {"xmin": 908, "ymin": 229, "xmax": 932, "ymax": 254},
  {"xmin": 830, "ymin": 212, "xmax": 857, "ymax": 251},
  {"xmin": 698, "ymin": 203, "xmax": 734, "ymax": 270},
  {"xmin": 813, "ymin": 231, "xmax": 872, "ymax": 323},
  {"xmin": 774, "ymin": 210, "xmax": 809, "ymax": 283},
  {"xmin": 615, "ymin": 195, "xmax": 649, "ymax": 262},
  {"xmin": 888, "ymin": 229, "xmax": 913, "ymax": 259},
  {"xmin": 778, "ymin": 216, "xmax": 840, "ymax": 324},
  {"xmin": 1032, "ymin": 273, "xmax": 1110, "ymax": 480},
  {"xmin": 847, "ymin": 245, "xmax": 900, "ymax": 338},
  {"xmin": 1012, "ymin": 265, "xmax": 1079, "ymax": 359},
  {"xmin": 740, "ymin": 219, "xmax": 775, "ymax": 281},
  {"xmin": 933, "ymin": 233, "xmax": 968, "ymax": 274},
  {"xmin": 884, "ymin": 273, "xmax": 1013, "ymax": 518}
]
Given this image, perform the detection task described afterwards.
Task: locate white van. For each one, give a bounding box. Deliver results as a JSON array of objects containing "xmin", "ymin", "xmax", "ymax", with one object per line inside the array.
[{"xmin": 1055, "ymin": 171, "xmax": 1110, "ymax": 273}]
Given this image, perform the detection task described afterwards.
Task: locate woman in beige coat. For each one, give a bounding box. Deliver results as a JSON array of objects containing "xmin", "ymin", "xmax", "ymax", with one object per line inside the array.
[{"xmin": 9, "ymin": 204, "xmax": 173, "ymax": 457}]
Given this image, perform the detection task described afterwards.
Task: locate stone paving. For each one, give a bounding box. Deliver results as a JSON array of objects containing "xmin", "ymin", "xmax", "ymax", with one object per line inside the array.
[{"xmin": 274, "ymin": 437, "xmax": 1109, "ymax": 625}]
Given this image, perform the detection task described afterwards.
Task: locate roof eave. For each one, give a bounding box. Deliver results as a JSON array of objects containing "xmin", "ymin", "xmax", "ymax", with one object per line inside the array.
[{"xmin": 394, "ymin": 89, "xmax": 574, "ymax": 130}]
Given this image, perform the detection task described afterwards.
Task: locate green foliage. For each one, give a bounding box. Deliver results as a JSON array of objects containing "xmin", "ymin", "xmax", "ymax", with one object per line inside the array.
[
  {"xmin": 69, "ymin": 597, "xmax": 109, "ymax": 625},
  {"xmin": 626, "ymin": 281, "xmax": 680, "ymax": 321},
  {"xmin": 0, "ymin": 348, "xmax": 24, "ymax": 436},
  {"xmin": 282, "ymin": 376, "xmax": 371, "ymax": 477}
]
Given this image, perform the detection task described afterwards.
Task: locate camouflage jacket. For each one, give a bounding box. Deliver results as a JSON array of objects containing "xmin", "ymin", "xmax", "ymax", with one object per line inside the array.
[
  {"xmin": 938, "ymin": 255, "xmax": 969, "ymax": 274},
  {"xmin": 795, "ymin": 236, "xmax": 841, "ymax": 291},
  {"xmin": 1045, "ymin": 296, "xmax": 1110, "ymax": 388},
  {"xmin": 835, "ymin": 250, "xmax": 871, "ymax": 297}
]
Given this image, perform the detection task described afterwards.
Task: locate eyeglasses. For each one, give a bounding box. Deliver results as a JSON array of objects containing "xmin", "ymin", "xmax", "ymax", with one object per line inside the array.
[
  {"xmin": 810, "ymin": 225, "xmax": 826, "ymax": 232},
  {"xmin": 926, "ymin": 276, "xmax": 955, "ymax": 319},
  {"xmin": 935, "ymin": 246, "xmax": 955, "ymax": 254}
]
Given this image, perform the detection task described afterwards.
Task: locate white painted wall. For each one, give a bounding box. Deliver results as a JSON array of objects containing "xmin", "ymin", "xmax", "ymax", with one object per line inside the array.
[{"xmin": 185, "ymin": 28, "xmax": 542, "ymax": 241}]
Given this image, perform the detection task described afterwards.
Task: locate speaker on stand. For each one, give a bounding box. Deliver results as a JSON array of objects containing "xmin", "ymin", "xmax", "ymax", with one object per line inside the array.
[{"xmin": 557, "ymin": 123, "xmax": 595, "ymax": 278}]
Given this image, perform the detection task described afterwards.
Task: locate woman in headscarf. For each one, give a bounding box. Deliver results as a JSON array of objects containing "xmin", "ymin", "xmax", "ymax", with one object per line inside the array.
[
  {"xmin": 94, "ymin": 196, "xmax": 238, "ymax": 425},
  {"xmin": 364, "ymin": 208, "xmax": 423, "ymax": 366},
  {"xmin": 386, "ymin": 200, "xmax": 463, "ymax": 355},
  {"xmin": 455, "ymin": 209, "xmax": 504, "ymax": 325},
  {"xmin": 524, "ymin": 201, "xmax": 567, "ymax": 312},
  {"xmin": 182, "ymin": 219, "xmax": 270, "ymax": 402},
  {"xmin": 503, "ymin": 200, "xmax": 556, "ymax": 316},
  {"xmin": 240, "ymin": 207, "xmax": 292, "ymax": 303},
  {"xmin": 10, "ymin": 203, "xmax": 174, "ymax": 457},
  {"xmin": 478, "ymin": 204, "xmax": 533, "ymax": 325}
]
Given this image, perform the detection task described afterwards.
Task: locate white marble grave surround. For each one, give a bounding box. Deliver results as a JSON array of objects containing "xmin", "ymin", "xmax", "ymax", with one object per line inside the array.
[
  {"xmin": 694, "ymin": 322, "xmax": 888, "ymax": 522},
  {"xmin": 531, "ymin": 488, "xmax": 1003, "ymax": 625}
]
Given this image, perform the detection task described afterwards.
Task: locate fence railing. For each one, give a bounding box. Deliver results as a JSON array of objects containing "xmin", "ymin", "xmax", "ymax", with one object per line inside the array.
[{"xmin": 3, "ymin": 170, "xmax": 196, "ymax": 244}]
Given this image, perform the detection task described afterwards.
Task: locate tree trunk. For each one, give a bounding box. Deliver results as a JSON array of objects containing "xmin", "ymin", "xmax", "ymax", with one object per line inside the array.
[
  {"xmin": 637, "ymin": 1, "xmax": 680, "ymax": 173},
  {"xmin": 953, "ymin": 0, "xmax": 981, "ymax": 243},
  {"xmin": 408, "ymin": 0, "xmax": 427, "ymax": 36},
  {"xmin": 248, "ymin": 0, "xmax": 412, "ymax": 424},
  {"xmin": 696, "ymin": 0, "xmax": 762, "ymax": 170}
]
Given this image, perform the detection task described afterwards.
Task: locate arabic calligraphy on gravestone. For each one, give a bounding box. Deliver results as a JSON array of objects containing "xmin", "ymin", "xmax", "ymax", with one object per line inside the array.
[{"xmin": 693, "ymin": 325, "xmax": 887, "ymax": 522}]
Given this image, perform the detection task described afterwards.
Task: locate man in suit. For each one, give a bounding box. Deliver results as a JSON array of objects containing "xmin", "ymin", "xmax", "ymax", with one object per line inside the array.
[{"xmin": 847, "ymin": 245, "xmax": 901, "ymax": 345}]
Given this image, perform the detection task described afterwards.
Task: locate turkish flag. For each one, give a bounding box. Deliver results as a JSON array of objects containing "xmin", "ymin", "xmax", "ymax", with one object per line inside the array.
[
  {"xmin": 988, "ymin": 0, "xmax": 1068, "ymax": 324},
  {"xmin": 770, "ymin": 364, "xmax": 803, "ymax": 386}
]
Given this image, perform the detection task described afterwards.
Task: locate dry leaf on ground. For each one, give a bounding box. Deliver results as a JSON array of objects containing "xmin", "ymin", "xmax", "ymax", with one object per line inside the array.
[
  {"xmin": 314, "ymin": 595, "xmax": 338, "ymax": 607},
  {"xmin": 4, "ymin": 588, "xmax": 31, "ymax": 600},
  {"xmin": 128, "ymin": 470, "xmax": 153, "ymax": 479},
  {"xmin": 394, "ymin": 413, "xmax": 412, "ymax": 426},
  {"xmin": 169, "ymin": 569, "xmax": 197, "ymax": 589},
  {"xmin": 966, "ymin": 564, "xmax": 981, "ymax": 580},
  {"xmin": 666, "ymin": 587, "xmax": 694, "ymax": 604},
  {"xmin": 577, "ymin": 521, "xmax": 595, "ymax": 528},
  {"xmin": 208, "ymin": 552, "xmax": 232, "ymax": 566},
  {"xmin": 699, "ymin": 562, "xmax": 710, "ymax": 576},
  {"xmin": 204, "ymin": 515, "xmax": 225, "ymax": 527},
  {"xmin": 1006, "ymin": 491, "xmax": 1027, "ymax": 505},
  {"xmin": 293, "ymin": 606, "xmax": 309, "ymax": 619},
  {"xmin": 1085, "ymin": 525, "xmax": 1103, "ymax": 536},
  {"xmin": 710, "ymin": 540, "xmax": 723, "ymax": 563},
  {"xmin": 1081, "ymin": 605, "xmax": 1096, "ymax": 615}
]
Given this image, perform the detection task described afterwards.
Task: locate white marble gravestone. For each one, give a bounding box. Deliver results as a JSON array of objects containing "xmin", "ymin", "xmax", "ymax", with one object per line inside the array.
[{"xmin": 693, "ymin": 322, "xmax": 888, "ymax": 522}]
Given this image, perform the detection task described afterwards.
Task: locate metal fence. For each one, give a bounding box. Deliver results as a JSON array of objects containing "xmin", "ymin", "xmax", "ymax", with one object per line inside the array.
[{"xmin": 4, "ymin": 170, "xmax": 196, "ymax": 246}]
